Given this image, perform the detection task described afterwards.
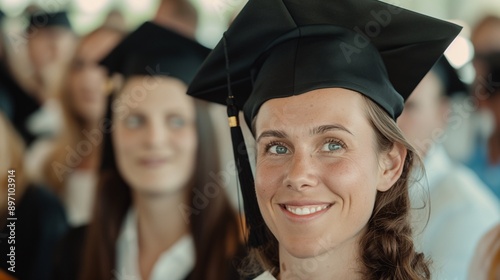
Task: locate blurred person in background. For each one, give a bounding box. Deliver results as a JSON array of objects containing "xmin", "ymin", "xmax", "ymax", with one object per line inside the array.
[
  {"xmin": 53, "ymin": 22, "xmax": 243, "ymax": 280},
  {"xmin": 463, "ymin": 15, "xmax": 500, "ymax": 199},
  {"xmin": 25, "ymin": 25, "xmax": 125, "ymax": 227},
  {"xmin": 0, "ymin": 10, "xmax": 40, "ymax": 145},
  {"xmin": 468, "ymin": 222, "xmax": 500, "ymax": 280},
  {"xmin": 102, "ymin": 9, "xmax": 127, "ymax": 32},
  {"xmin": 24, "ymin": 9, "xmax": 77, "ymax": 138},
  {"xmin": 397, "ymin": 57, "xmax": 500, "ymax": 280},
  {"xmin": 153, "ymin": 0, "xmax": 198, "ymax": 38},
  {"xmin": 26, "ymin": 9, "xmax": 76, "ymax": 104},
  {"xmin": 0, "ymin": 112, "xmax": 68, "ymax": 280},
  {"xmin": 471, "ymin": 15, "xmax": 500, "ymax": 74}
]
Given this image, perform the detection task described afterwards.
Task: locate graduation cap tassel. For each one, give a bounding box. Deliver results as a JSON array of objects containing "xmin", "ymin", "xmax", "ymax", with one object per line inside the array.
[{"xmin": 223, "ymin": 34, "xmax": 266, "ymax": 248}]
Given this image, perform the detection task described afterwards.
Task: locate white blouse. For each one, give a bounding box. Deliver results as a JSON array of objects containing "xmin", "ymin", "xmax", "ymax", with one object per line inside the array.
[
  {"xmin": 115, "ymin": 209, "xmax": 195, "ymax": 280},
  {"xmin": 254, "ymin": 271, "xmax": 276, "ymax": 280}
]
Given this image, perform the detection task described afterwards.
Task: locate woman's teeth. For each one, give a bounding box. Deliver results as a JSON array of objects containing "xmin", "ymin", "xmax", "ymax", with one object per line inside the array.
[{"xmin": 285, "ymin": 205, "xmax": 329, "ymax": 216}]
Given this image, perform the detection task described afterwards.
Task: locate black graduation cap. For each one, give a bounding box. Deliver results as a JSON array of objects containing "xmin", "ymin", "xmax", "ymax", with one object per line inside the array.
[
  {"xmin": 491, "ymin": 54, "xmax": 500, "ymax": 82},
  {"xmin": 485, "ymin": 52, "xmax": 500, "ymax": 95},
  {"xmin": 99, "ymin": 21, "xmax": 210, "ymax": 85},
  {"xmin": 186, "ymin": 0, "xmax": 461, "ymax": 248},
  {"xmin": 28, "ymin": 11, "xmax": 72, "ymax": 30},
  {"xmin": 188, "ymin": 0, "xmax": 461, "ymax": 122},
  {"xmin": 431, "ymin": 56, "xmax": 468, "ymax": 97}
]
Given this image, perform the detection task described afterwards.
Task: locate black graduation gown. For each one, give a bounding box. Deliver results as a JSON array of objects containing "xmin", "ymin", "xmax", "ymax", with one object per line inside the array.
[
  {"xmin": 0, "ymin": 185, "xmax": 69, "ymax": 280},
  {"xmin": 0, "ymin": 61, "xmax": 40, "ymax": 146}
]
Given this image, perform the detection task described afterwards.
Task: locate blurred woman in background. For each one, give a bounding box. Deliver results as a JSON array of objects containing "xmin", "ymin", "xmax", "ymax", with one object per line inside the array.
[
  {"xmin": 26, "ymin": 25, "xmax": 125, "ymax": 227},
  {"xmin": 55, "ymin": 22, "xmax": 243, "ymax": 280}
]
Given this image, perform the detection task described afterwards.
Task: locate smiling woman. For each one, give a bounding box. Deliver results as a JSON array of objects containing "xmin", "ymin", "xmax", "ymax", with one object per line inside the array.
[
  {"xmin": 186, "ymin": 0, "xmax": 462, "ymax": 279},
  {"xmin": 112, "ymin": 76, "xmax": 198, "ymax": 196}
]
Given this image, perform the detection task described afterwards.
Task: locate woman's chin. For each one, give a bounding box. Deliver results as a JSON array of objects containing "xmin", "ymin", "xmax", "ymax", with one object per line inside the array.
[{"xmin": 280, "ymin": 238, "xmax": 330, "ymax": 259}]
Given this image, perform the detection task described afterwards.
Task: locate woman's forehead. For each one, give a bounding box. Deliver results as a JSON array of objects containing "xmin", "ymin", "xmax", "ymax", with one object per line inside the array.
[
  {"xmin": 256, "ymin": 88, "xmax": 366, "ymax": 130},
  {"xmin": 115, "ymin": 76, "xmax": 194, "ymax": 111}
]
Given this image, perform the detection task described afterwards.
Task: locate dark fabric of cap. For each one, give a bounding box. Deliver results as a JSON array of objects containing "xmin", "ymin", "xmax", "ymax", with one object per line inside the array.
[
  {"xmin": 187, "ymin": 0, "xmax": 462, "ymax": 122},
  {"xmin": 485, "ymin": 52, "xmax": 500, "ymax": 95},
  {"xmin": 99, "ymin": 21, "xmax": 210, "ymax": 85},
  {"xmin": 431, "ymin": 56, "xmax": 468, "ymax": 97},
  {"xmin": 28, "ymin": 11, "xmax": 72, "ymax": 30}
]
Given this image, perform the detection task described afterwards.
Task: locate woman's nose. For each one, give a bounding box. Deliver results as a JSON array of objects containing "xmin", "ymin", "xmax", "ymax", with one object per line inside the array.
[
  {"xmin": 283, "ymin": 151, "xmax": 319, "ymax": 191},
  {"xmin": 144, "ymin": 120, "xmax": 169, "ymax": 148}
]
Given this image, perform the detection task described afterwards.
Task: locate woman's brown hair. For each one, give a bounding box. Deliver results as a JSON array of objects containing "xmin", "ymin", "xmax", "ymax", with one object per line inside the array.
[
  {"xmin": 79, "ymin": 91, "xmax": 241, "ymax": 279},
  {"xmin": 242, "ymin": 96, "xmax": 431, "ymax": 279},
  {"xmin": 0, "ymin": 112, "xmax": 28, "ymax": 222},
  {"xmin": 43, "ymin": 26, "xmax": 125, "ymax": 196}
]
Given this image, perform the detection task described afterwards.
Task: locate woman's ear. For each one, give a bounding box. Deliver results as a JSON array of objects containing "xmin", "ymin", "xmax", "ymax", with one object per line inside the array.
[{"xmin": 377, "ymin": 142, "xmax": 407, "ymax": 192}]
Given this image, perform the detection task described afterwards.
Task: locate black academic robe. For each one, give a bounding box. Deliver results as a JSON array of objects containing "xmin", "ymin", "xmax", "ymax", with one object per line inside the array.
[
  {"xmin": 0, "ymin": 61, "xmax": 40, "ymax": 146},
  {"xmin": 0, "ymin": 185, "xmax": 69, "ymax": 280}
]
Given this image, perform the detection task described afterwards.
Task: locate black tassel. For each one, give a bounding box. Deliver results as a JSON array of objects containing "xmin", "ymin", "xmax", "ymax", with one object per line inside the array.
[{"xmin": 223, "ymin": 34, "xmax": 266, "ymax": 248}]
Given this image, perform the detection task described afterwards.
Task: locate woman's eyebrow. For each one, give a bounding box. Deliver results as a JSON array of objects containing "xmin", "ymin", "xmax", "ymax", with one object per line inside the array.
[
  {"xmin": 256, "ymin": 130, "xmax": 288, "ymax": 143},
  {"xmin": 311, "ymin": 124, "xmax": 353, "ymax": 136}
]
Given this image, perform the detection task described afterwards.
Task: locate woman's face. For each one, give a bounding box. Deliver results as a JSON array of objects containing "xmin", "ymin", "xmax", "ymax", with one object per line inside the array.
[
  {"xmin": 112, "ymin": 76, "xmax": 198, "ymax": 195},
  {"xmin": 254, "ymin": 88, "xmax": 389, "ymax": 258},
  {"xmin": 28, "ymin": 27, "xmax": 75, "ymax": 74},
  {"xmin": 68, "ymin": 30, "xmax": 122, "ymax": 123}
]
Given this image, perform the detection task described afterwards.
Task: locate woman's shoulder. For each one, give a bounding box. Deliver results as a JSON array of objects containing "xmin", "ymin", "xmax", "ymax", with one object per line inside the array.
[
  {"xmin": 468, "ymin": 223, "xmax": 500, "ymax": 280},
  {"xmin": 18, "ymin": 184, "xmax": 66, "ymax": 220}
]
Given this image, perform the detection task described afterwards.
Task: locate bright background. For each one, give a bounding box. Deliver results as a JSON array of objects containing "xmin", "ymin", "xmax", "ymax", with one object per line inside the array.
[{"xmin": 0, "ymin": 0, "xmax": 499, "ymax": 48}]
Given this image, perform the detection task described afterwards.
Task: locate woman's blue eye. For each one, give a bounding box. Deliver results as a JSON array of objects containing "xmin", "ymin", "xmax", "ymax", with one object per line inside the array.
[
  {"xmin": 168, "ymin": 116, "xmax": 186, "ymax": 129},
  {"xmin": 269, "ymin": 145, "xmax": 289, "ymax": 155},
  {"xmin": 124, "ymin": 115, "xmax": 143, "ymax": 128},
  {"xmin": 322, "ymin": 142, "xmax": 342, "ymax": 152}
]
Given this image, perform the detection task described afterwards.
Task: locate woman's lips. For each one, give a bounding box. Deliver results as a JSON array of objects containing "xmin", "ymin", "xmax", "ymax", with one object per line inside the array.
[{"xmin": 138, "ymin": 158, "xmax": 169, "ymax": 168}]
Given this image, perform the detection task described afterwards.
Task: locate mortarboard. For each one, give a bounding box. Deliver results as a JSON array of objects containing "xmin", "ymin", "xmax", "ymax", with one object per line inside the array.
[
  {"xmin": 471, "ymin": 52, "xmax": 500, "ymax": 98},
  {"xmin": 100, "ymin": 21, "xmax": 210, "ymax": 85},
  {"xmin": 28, "ymin": 11, "xmax": 72, "ymax": 30},
  {"xmin": 186, "ymin": 0, "xmax": 462, "ymax": 248},
  {"xmin": 485, "ymin": 52, "xmax": 500, "ymax": 95},
  {"xmin": 491, "ymin": 55, "xmax": 500, "ymax": 83},
  {"xmin": 431, "ymin": 56, "xmax": 468, "ymax": 97},
  {"xmin": 473, "ymin": 52, "xmax": 500, "ymax": 97}
]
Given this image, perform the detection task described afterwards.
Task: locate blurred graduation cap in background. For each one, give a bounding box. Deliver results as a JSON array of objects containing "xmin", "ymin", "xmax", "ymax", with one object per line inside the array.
[
  {"xmin": 486, "ymin": 52, "xmax": 500, "ymax": 94},
  {"xmin": 432, "ymin": 56, "xmax": 469, "ymax": 97},
  {"xmin": 27, "ymin": 10, "xmax": 72, "ymax": 31},
  {"xmin": 100, "ymin": 21, "xmax": 210, "ymax": 85}
]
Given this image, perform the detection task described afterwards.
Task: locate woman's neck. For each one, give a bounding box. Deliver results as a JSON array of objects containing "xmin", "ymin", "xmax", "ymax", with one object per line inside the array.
[
  {"xmin": 277, "ymin": 234, "xmax": 364, "ymax": 280},
  {"xmin": 134, "ymin": 190, "xmax": 190, "ymax": 280},
  {"xmin": 77, "ymin": 121, "xmax": 102, "ymax": 170}
]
